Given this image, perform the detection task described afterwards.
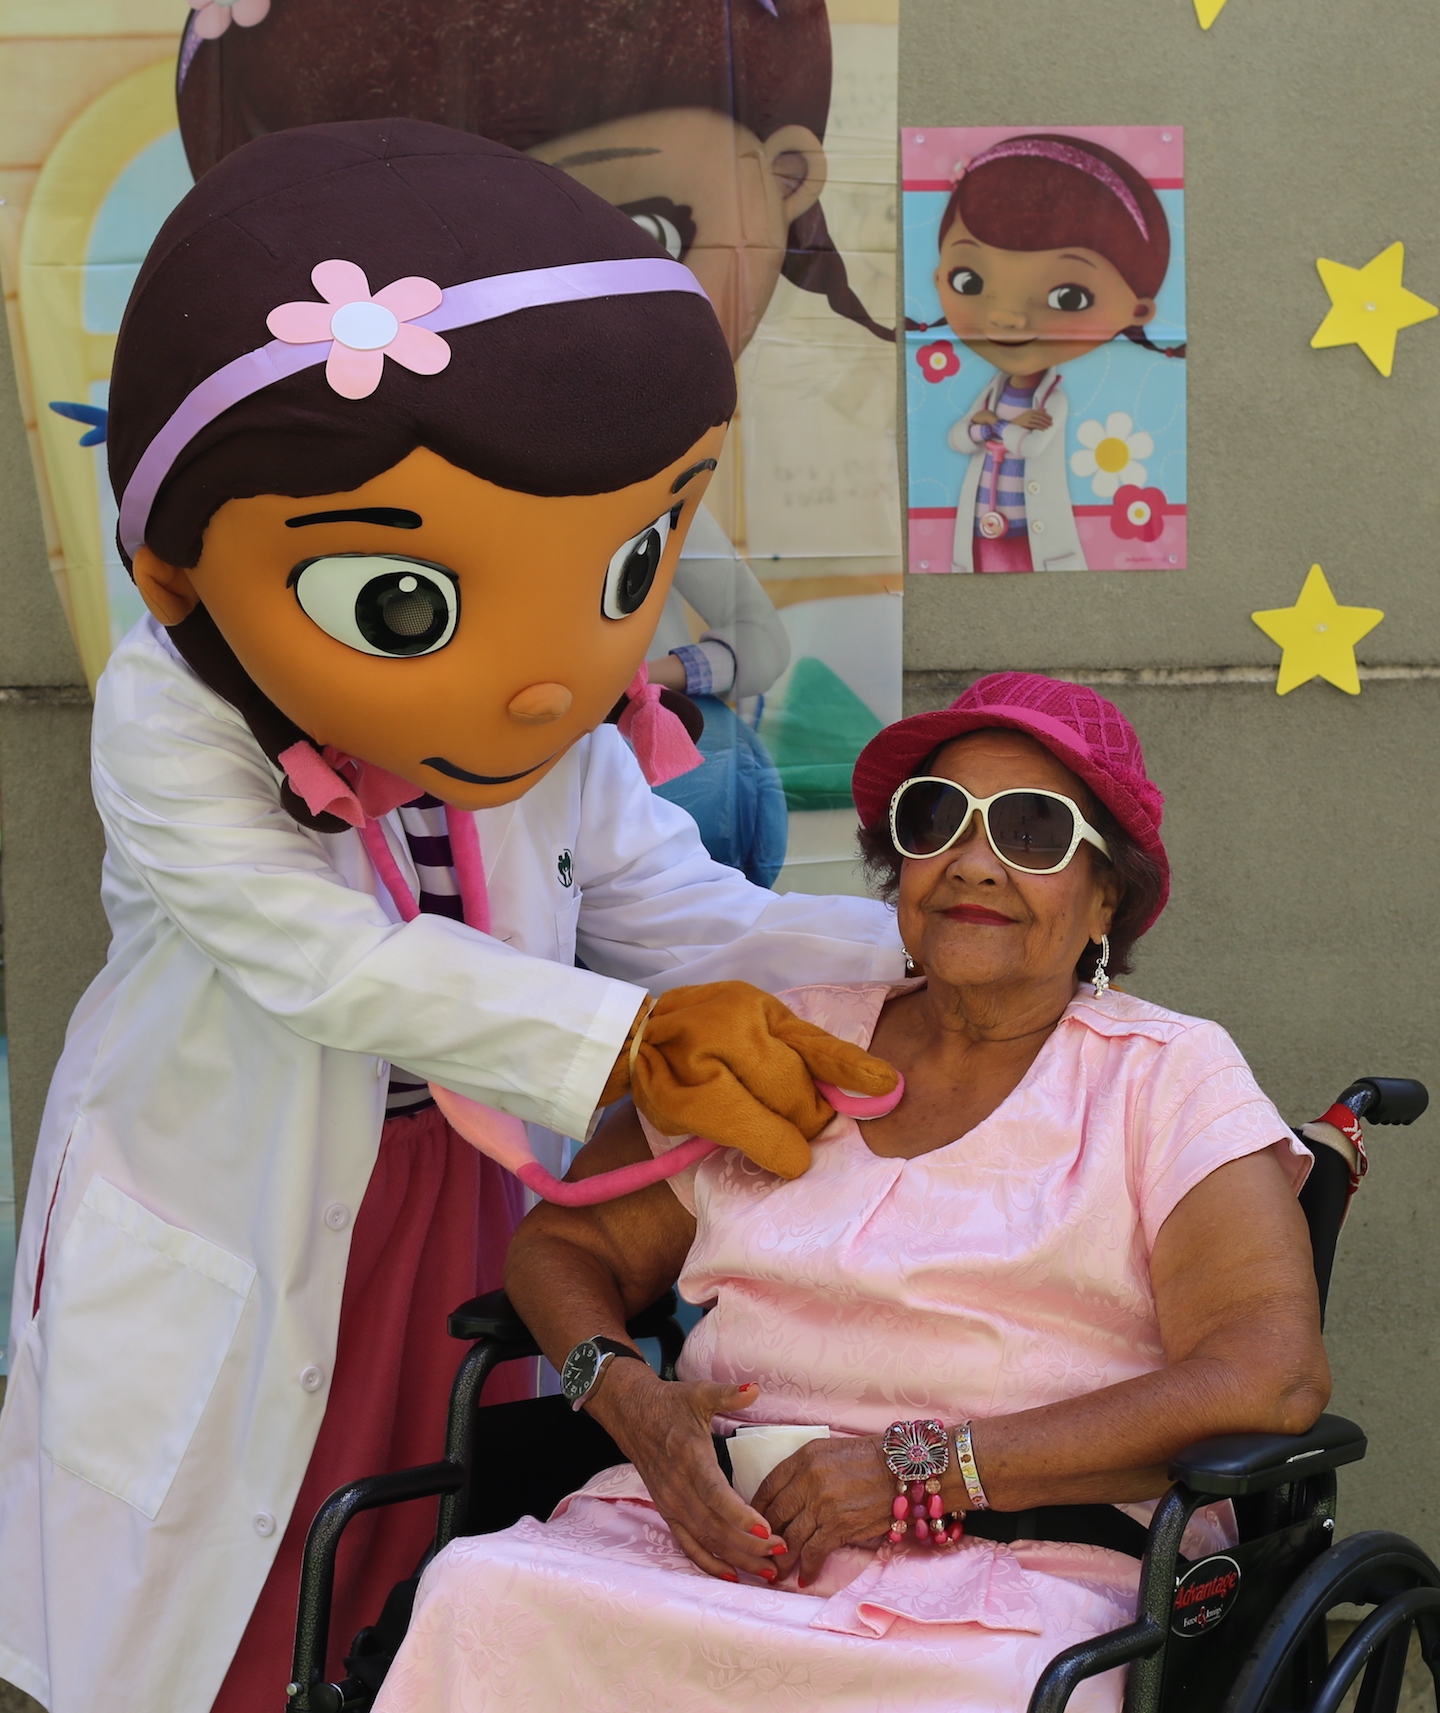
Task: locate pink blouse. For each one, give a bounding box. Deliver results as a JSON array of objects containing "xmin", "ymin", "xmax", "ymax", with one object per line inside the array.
[{"xmin": 648, "ymin": 980, "xmax": 1311, "ymax": 1437}]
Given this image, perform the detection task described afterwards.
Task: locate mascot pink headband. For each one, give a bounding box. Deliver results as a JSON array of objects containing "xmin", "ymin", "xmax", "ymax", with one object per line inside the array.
[
  {"xmin": 117, "ymin": 254, "xmax": 707, "ymax": 557},
  {"xmin": 961, "ymin": 138, "xmax": 1150, "ymax": 243}
]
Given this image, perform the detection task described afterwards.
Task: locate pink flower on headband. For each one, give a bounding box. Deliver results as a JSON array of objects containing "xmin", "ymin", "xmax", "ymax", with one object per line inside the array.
[
  {"xmin": 189, "ymin": 0, "xmax": 269, "ymax": 40},
  {"xmin": 267, "ymin": 260, "xmax": 451, "ymax": 400}
]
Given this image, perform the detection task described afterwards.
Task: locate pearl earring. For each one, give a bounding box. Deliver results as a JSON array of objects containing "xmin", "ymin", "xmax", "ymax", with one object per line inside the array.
[{"xmin": 1091, "ymin": 934, "xmax": 1111, "ymax": 997}]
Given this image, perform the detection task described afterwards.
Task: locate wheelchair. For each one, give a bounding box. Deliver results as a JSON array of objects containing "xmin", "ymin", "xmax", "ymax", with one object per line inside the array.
[{"xmin": 287, "ymin": 1075, "xmax": 1437, "ymax": 1713}]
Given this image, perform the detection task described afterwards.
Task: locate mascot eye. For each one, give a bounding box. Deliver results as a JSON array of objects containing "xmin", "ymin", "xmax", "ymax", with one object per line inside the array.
[
  {"xmin": 290, "ymin": 555, "xmax": 460, "ymax": 658},
  {"xmin": 601, "ymin": 508, "xmax": 679, "ymax": 620},
  {"xmin": 1047, "ymin": 283, "xmax": 1095, "ymax": 312},
  {"xmin": 947, "ymin": 267, "xmax": 983, "ymax": 296}
]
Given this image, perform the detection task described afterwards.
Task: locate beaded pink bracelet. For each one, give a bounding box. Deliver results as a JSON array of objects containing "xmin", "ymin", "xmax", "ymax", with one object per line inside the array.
[{"xmin": 881, "ymin": 1419, "xmax": 961, "ymax": 1547}]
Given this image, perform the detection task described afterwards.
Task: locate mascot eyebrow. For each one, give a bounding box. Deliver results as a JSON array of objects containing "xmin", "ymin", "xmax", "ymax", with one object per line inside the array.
[
  {"xmin": 671, "ymin": 458, "xmax": 717, "ymax": 493},
  {"xmin": 286, "ymin": 507, "xmax": 425, "ymax": 529}
]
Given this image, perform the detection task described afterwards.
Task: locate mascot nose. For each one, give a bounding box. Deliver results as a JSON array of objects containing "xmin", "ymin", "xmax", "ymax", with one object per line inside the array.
[{"xmin": 507, "ymin": 682, "xmax": 574, "ymax": 725}]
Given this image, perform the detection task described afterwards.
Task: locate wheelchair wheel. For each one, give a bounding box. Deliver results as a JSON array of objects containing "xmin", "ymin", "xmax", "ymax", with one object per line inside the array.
[{"xmin": 1221, "ymin": 1530, "xmax": 1440, "ymax": 1713}]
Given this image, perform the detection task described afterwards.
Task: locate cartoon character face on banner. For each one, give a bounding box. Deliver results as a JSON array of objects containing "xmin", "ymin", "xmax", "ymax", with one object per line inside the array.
[
  {"xmin": 175, "ymin": 0, "xmax": 892, "ymax": 359},
  {"xmin": 932, "ymin": 135, "xmax": 1174, "ymax": 376},
  {"xmin": 111, "ymin": 121, "xmax": 734, "ymax": 819}
]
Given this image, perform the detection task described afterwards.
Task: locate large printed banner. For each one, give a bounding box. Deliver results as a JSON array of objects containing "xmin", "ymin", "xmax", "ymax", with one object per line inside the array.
[
  {"xmin": 0, "ymin": 0, "xmax": 900, "ymax": 894},
  {"xmin": 902, "ymin": 126, "xmax": 1186, "ymax": 576}
]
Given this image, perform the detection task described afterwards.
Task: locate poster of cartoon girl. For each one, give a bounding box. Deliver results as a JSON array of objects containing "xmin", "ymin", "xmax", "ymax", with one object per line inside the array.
[{"xmin": 903, "ymin": 127, "xmax": 1186, "ymax": 573}]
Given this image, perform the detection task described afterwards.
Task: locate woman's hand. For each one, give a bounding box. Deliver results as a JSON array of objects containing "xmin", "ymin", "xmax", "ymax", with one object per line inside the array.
[
  {"xmin": 586, "ymin": 1361, "xmax": 788, "ymax": 1583},
  {"xmin": 751, "ymin": 1434, "xmax": 897, "ymax": 1587}
]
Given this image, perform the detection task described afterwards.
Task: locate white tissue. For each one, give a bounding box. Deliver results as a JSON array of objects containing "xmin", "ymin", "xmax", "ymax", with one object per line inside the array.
[{"xmin": 726, "ymin": 1424, "xmax": 831, "ymax": 1503}]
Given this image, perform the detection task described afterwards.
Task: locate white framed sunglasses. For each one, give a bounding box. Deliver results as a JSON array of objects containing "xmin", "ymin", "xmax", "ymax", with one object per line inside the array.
[{"xmin": 888, "ymin": 777, "xmax": 1111, "ymax": 875}]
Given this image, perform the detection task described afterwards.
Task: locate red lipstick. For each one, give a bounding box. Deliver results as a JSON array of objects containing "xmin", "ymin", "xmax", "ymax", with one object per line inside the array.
[{"xmin": 944, "ymin": 904, "xmax": 1016, "ymax": 926}]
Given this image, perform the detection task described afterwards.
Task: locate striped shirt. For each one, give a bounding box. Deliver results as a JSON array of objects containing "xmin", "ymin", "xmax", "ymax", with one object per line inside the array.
[
  {"xmin": 971, "ymin": 380, "xmax": 1039, "ymax": 538},
  {"xmin": 385, "ymin": 794, "xmax": 461, "ymax": 1116}
]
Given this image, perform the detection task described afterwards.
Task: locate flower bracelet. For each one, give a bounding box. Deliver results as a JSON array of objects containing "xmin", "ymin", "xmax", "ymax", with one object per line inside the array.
[{"xmin": 881, "ymin": 1419, "xmax": 962, "ymax": 1546}]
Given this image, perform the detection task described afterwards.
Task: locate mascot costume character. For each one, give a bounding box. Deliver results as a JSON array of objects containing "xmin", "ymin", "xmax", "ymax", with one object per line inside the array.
[{"xmin": 0, "ymin": 120, "xmax": 903, "ymax": 1712}]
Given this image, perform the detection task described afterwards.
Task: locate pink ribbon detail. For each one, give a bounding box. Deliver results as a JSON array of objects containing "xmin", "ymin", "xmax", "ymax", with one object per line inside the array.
[
  {"xmin": 445, "ymin": 806, "xmax": 491, "ymax": 935},
  {"xmin": 616, "ymin": 663, "xmax": 703, "ymax": 787},
  {"xmin": 278, "ymin": 742, "xmax": 423, "ymax": 827}
]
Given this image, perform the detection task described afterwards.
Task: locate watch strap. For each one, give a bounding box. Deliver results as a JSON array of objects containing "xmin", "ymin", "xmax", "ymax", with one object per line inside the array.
[
  {"xmin": 590, "ymin": 1337, "xmax": 647, "ymax": 1365},
  {"xmin": 564, "ymin": 1336, "xmax": 647, "ymax": 1411}
]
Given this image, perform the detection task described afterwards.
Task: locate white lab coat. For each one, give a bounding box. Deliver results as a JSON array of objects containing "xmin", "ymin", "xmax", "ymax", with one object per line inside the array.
[
  {"xmin": 947, "ymin": 369, "xmax": 1088, "ymax": 573},
  {"xmin": 0, "ymin": 617, "xmax": 900, "ymax": 1712}
]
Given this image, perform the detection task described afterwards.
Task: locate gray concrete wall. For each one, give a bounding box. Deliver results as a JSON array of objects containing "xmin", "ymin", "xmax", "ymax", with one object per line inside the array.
[
  {"xmin": 0, "ymin": 289, "xmax": 106, "ymax": 1713},
  {"xmin": 0, "ymin": 308, "xmax": 109, "ymax": 1249},
  {"xmin": 902, "ymin": 0, "xmax": 1440, "ymax": 1551}
]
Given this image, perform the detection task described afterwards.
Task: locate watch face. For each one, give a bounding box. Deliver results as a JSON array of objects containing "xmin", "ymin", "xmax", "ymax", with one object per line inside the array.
[{"xmin": 562, "ymin": 1340, "xmax": 602, "ymax": 1402}]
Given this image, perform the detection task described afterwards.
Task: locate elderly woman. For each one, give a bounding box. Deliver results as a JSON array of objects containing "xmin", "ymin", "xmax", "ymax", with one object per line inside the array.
[{"xmin": 376, "ymin": 673, "xmax": 1327, "ymax": 1713}]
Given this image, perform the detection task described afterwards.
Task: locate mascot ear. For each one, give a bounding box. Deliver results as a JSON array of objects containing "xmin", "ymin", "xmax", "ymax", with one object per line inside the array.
[{"xmin": 133, "ymin": 548, "xmax": 201, "ymax": 627}]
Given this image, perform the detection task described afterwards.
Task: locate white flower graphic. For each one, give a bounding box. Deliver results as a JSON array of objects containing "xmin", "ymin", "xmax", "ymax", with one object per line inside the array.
[{"xmin": 1070, "ymin": 412, "xmax": 1154, "ymax": 499}]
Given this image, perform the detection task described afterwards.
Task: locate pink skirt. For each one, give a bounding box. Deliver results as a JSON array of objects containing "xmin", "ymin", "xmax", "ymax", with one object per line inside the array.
[
  {"xmin": 211, "ymin": 1104, "xmax": 529, "ymax": 1708},
  {"xmin": 973, "ymin": 532, "xmax": 1035, "ymax": 573}
]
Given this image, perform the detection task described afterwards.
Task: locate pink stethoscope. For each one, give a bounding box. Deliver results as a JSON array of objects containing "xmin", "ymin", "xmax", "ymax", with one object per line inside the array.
[
  {"xmin": 358, "ymin": 805, "xmax": 904, "ymax": 1207},
  {"xmin": 977, "ymin": 373, "xmax": 1062, "ymax": 541}
]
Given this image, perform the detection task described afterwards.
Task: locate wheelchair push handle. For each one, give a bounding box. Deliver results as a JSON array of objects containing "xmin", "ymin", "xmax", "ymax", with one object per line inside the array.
[{"xmin": 1334, "ymin": 1076, "xmax": 1428, "ymax": 1126}]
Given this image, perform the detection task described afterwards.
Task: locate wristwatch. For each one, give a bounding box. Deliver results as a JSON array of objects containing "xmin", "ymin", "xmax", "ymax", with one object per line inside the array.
[{"xmin": 560, "ymin": 1336, "xmax": 647, "ymax": 1412}]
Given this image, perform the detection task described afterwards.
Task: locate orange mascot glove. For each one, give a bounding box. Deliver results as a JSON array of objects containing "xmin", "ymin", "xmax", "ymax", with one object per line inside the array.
[{"xmin": 600, "ymin": 981, "xmax": 899, "ymax": 1179}]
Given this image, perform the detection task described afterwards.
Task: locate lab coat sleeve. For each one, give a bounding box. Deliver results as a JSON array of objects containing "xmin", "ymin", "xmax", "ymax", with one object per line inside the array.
[
  {"xmin": 1001, "ymin": 384, "xmax": 1067, "ymax": 457},
  {"xmin": 575, "ymin": 726, "xmax": 904, "ymax": 993},
  {"xmin": 671, "ymin": 509, "xmax": 790, "ymax": 699},
  {"xmin": 947, "ymin": 414, "xmax": 990, "ymax": 456},
  {"xmin": 90, "ymin": 638, "xmax": 643, "ymax": 1141},
  {"xmin": 947, "ymin": 380, "xmax": 1000, "ymax": 457}
]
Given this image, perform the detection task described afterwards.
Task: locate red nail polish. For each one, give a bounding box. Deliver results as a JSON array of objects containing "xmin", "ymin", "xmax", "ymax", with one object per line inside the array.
[
  {"xmin": 722, "ymin": 1571, "xmax": 738, "ymax": 1583},
  {"xmin": 760, "ymin": 1567, "xmax": 777, "ymax": 1581},
  {"xmin": 798, "ymin": 1577, "xmax": 811, "ymax": 1588},
  {"xmin": 770, "ymin": 1542, "xmax": 787, "ymax": 1556},
  {"xmin": 750, "ymin": 1524, "xmax": 769, "ymax": 1538}
]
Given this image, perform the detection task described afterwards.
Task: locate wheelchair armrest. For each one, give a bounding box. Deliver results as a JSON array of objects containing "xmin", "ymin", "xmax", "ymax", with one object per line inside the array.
[
  {"xmin": 1168, "ymin": 1412, "xmax": 1366, "ymax": 1497},
  {"xmin": 448, "ymin": 1288, "xmax": 537, "ymax": 1345},
  {"xmin": 448, "ymin": 1286, "xmax": 679, "ymax": 1346}
]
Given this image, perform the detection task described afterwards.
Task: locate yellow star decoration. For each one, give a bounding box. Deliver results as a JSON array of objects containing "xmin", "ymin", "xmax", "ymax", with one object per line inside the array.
[
  {"xmin": 1311, "ymin": 242, "xmax": 1438, "ymax": 376},
  {"xmin": 1194, "ymin": 0, "xmax": 1230, "ymax": 27},
  {"xmin": 1251, "ymin": 565, "xmax": 1384, "ymax": 696}
]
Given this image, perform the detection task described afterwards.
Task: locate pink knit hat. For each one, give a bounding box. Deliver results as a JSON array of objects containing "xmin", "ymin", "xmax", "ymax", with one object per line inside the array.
[{"xmin": 852, "ymin": 671, "xmax": 1169, "ymax": 930}]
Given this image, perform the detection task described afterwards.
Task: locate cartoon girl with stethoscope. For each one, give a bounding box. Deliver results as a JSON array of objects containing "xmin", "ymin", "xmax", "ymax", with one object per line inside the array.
[{"xmin": 929, "ymin": 134, "xmax": 1183, "ymax": 573}]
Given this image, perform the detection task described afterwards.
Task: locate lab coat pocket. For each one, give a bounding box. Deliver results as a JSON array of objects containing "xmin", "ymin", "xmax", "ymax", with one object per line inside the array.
[{"xmin": 38, "ymin": 1176, "xmax": 256, "ymax": 1519}]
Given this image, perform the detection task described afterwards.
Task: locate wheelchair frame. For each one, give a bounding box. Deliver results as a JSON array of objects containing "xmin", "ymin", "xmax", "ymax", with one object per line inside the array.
[{"xmin": 287, "ymin": 1077, "xmax": 1439, "ymax": 1713}]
